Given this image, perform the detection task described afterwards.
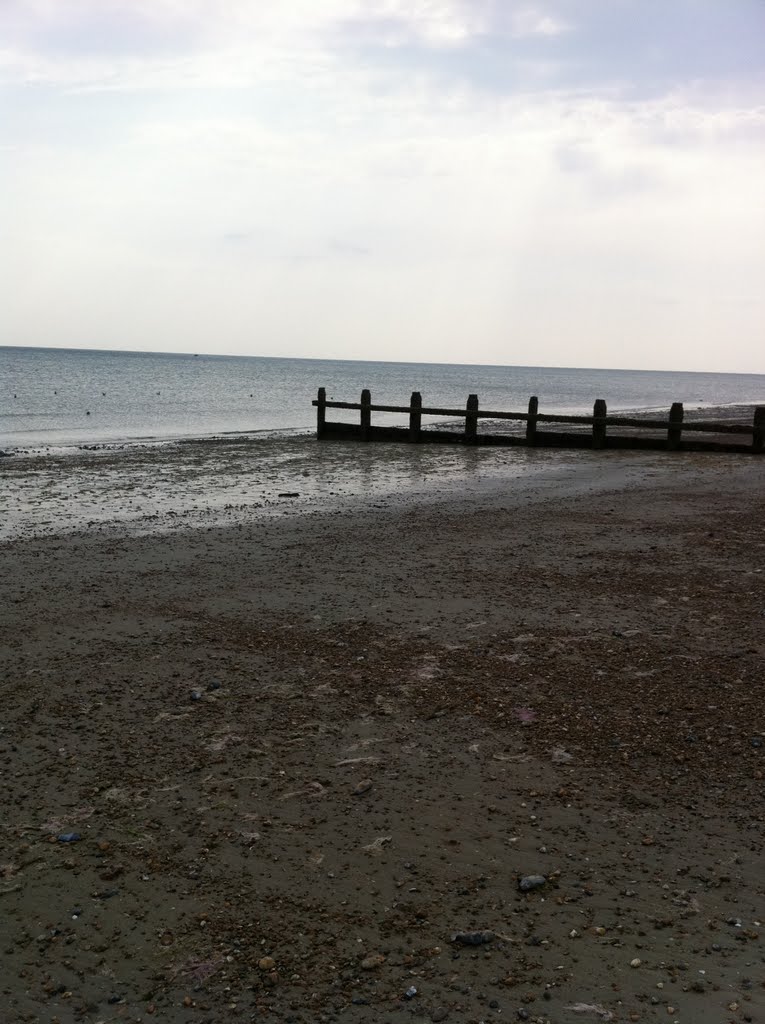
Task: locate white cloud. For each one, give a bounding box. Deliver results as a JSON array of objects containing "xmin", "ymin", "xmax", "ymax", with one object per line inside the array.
[{"xmin": 509, "ymin": 6, "xmax": 569, "ymax": 38}]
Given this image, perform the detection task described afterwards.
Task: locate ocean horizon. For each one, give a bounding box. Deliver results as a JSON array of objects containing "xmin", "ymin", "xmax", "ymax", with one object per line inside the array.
[{"xmin": 2, "ymin": 345, "xmax": 765, "ymax": 455}]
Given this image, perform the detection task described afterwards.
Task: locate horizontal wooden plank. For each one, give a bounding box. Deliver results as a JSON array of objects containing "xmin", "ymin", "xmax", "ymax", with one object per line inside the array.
[
  {"xmin": 319, "ymin": 420, "xmax": 759, "ymax": 453},
  {"xmin": 669, "ymin": 421, "xmax": 753, "ymax": 435}
]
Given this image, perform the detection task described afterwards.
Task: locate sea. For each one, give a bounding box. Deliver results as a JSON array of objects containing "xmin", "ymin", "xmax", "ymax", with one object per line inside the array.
[{"xmin": 2, "ymin": 346, "xmax": 765, "ymax": 454}]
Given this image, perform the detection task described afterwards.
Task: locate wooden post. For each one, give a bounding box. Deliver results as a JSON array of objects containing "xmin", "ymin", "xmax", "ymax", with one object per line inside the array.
[
  {"xmin": 753, "ymin": 407, "xmax": 765, "ymax": 453},
  {"xmin": 409, "ymin": 391, "xmax": 422, "ymax": 442},
  {"xmin": 526, "ymin": 396, "xmax": 538, "ymax": 445},
  {"xmin": 360, "ymin": 389, "xmax": 371, "ymax": 441},
  {"xmin": 593, "ymin": 399, "xmax": 607, "ymax": 449},
  {"xmin": 465, "ymin": 394, "xmax": 479, "ymax": 443},
  {"xmin": 667, "ymin": 402, "xmax": 683, "ymax": 450},
  {"xmin": 316, "ymin": 387, "xmax": 326, "ymax": 439}
]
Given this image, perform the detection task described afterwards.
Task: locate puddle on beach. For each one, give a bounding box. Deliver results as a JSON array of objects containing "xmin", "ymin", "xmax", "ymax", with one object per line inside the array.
[{"xmin": 0, "ymin": 433, "xmax": 583, "ymax": 542}]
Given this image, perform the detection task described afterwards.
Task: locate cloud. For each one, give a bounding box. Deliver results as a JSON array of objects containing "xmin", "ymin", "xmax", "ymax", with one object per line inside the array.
[{"xmin": 1, "ymin": 1, "xmax": 763, "ymax": 370}]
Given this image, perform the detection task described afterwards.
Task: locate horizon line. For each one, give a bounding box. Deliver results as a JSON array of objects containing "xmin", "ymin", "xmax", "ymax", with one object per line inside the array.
[{"xmin": 1, "ymin": 342, "xmax": 763, "ymax": 379}]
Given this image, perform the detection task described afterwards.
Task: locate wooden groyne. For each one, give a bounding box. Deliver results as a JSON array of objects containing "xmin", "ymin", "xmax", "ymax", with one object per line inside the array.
[{"xmin": 313, "ymin": 389, "xmax": 765, "ymax": 454}]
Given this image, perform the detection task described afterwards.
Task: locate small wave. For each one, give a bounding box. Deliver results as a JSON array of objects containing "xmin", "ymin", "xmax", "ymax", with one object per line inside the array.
[{"xmin": 3, "ymin": 425, "xmax": 315, "ymax": 461}]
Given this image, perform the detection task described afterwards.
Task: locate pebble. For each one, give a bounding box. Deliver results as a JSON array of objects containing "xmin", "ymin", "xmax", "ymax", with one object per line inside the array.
[
  {"xmin": 190, "ymin": 690, "xmax": 203, "ymax": 702},
  {"xmin": 353, "ymin": 779, "xmax": 373, "ymax": 796},
  {"xmin": 57, "ymin": 833, "xmax": 82, "ymax": 843},
  {"xmin": 404, "ymin": 985, "xmax": 417, "ymax": 999},
  {"xmin": 630, "ymin": 957, "xmax": 642, "ymax": 968},
  {"xmin": 518, "ymin": 875, "xmax": 546, "ymax": 892},
  {"xmin": 451, "ymin": 930, "xmax": 495, "ymax": 945},
  {"xmin": 258, "ymin": 957, "xmax": 276, "ymax": 971},
  {"xmin": 360, "ymin": 954, "xmax": 385, "ymax": 970},
  {"xmin": 431, "ymin": 1010, "xmax": 449, "ymax": 1023}
]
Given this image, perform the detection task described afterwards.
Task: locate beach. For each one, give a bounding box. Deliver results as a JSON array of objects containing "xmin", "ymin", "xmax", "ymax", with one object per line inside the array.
[{"xmin": 1, "ymin": 444, "xmax": 764, "ymax": 1024}]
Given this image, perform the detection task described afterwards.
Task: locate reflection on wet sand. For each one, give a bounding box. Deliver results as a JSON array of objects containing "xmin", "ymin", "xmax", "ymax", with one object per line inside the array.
[{"xmin": 1, "ymin": 434, "xmax": 581, "ymax": 542}]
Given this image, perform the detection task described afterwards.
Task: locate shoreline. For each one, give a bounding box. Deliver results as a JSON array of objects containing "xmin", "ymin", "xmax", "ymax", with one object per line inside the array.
[
  {"xmin": 1, "ymin": 458, "xmax": 764, "ymax": 1022},
  {"xmin": 1, "ymin": 402, "xmax": 761, "ymax": 460},
  {"xmin": 2, "ymin": 406, "xmax": 763, "ymax": 544}
]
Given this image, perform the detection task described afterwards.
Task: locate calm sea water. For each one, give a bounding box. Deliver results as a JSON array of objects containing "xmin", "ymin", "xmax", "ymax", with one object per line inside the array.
[{"xmin": 2, "ymin": 346, "xmax": 765, "ymax": 453}]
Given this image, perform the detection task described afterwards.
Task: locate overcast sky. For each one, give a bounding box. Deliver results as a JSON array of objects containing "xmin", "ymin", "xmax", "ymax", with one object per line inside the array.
[{"xmin": 2, "ymin": 1, "xmax": 764, "ymax": 372}]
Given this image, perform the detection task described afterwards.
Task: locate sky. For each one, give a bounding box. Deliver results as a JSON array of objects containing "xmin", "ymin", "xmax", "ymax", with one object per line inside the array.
[{"xmin": 1, "ymin": 1, "xmax": 764, "ymax": 372}]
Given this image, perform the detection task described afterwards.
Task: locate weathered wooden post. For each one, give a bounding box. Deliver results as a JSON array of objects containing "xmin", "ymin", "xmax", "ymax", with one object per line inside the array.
[
  {"xmin": 753, "ymin": 407, "xmax": 765, "ymax": 453},
  {"xmin": 360, "ymin": 389, "xmax": 371, "ymax": 441},
  {"xmin": 316, "ymin": 387, "xmax": 326, "ymax": 439},
  {"xmin": 465, "ymin": 394, "xmax": 479, "ymax": 443},
  {"xmin": 409, "ymin": 391, "xmax": 422, "ymax": 442},
  {"xmin": 526, "ymin": 396, "xmax": 538, "ymax": 445},
  {"xmin": 593, "ymin": 399, "xmax": 607, "ymax": 449},
  {"xmin": 667, "ymin": 402, "xmax": 684, "ymax": 450}
]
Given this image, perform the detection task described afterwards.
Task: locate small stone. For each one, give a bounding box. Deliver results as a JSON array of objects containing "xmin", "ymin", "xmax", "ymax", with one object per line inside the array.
[
  {"xmin": 404, "ymin": 985, "xmax": 417, "ymax": 999},
  {"xmin": 431, "ymin": 1009, "xmax": 449, "ymax": 1023},
  {"xmin": 353, "ymin": 779, "xmax": 373, "ymax": 796},
  {"xmin": 630, "ymin": 958, "xmax": 642, "ymax": 968},
  {"xmin": 258, "ymin": 957, "xmax": 276, "ymax": 971},
  {"xmin": 551, "ymin": 747, "xmax": 573, "ymax": 764},
  {"xmin": 190, "ymin": 690, "xmax": 203, "ymax": 702},
  {"xmin": 360, "ymin": 954, "xmax": 385, "ymax": 970},
  {"xmin": 451, "ymin": 930, "xmax": 494, "ymax": 945},
  {"xmin": 518, "ymin": 875, "xmax": 546, "ymax": 892}
]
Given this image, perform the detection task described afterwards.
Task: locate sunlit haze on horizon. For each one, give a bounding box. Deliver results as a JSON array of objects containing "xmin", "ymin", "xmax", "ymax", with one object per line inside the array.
[{"xmin": 1, "ymin": 1, "xmax": 764, "ymax": 373}]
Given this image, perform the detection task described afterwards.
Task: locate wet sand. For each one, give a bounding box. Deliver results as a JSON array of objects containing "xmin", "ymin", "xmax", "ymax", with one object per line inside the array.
[
  {"xmin": 1, "ymin": 403, "xmax": 760, "ymax": 543},
  {"xmin": 1, "ymin": 446, "xmax": 764, "ymax": 1024}
]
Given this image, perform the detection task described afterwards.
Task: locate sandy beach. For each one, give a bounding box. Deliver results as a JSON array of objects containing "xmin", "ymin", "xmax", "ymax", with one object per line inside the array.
[{"xmin": 1, "ymin": 443, "xmax": 764, "ymax": 1024}]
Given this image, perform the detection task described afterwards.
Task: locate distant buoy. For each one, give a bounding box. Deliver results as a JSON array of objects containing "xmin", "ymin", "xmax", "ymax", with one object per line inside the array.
[{"xmin": 86, "ymin": 410, "xmax": 91, "ymax": 416}]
